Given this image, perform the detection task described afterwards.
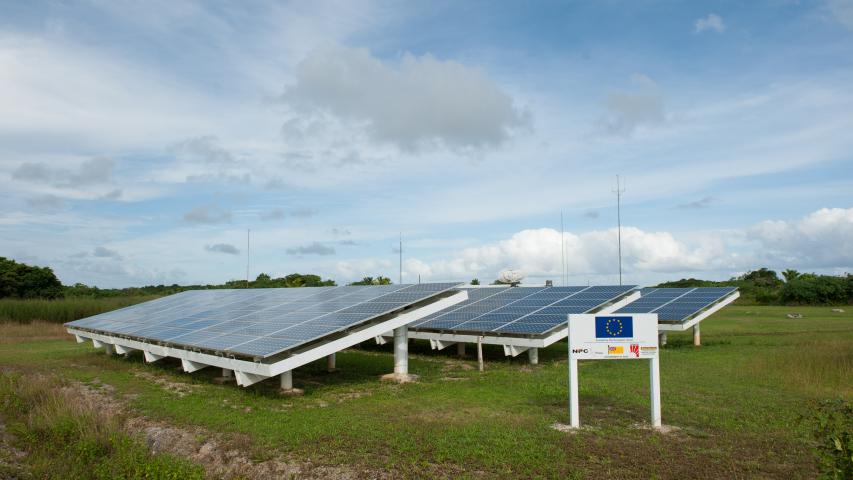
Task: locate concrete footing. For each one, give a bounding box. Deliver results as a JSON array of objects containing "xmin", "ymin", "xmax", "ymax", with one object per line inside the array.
[
  {"xmin": 457, "ymin": 342, "xmax": 466, "ymax": 357},
  {"xmin": 658, "ymin": 332, "xmax": 668, "ymax": 346},
  {"xmin": 380, "ymin": 372, "xmax": 420, "ymax": 383},
  {"xmin": 693, "ymin": 324, "xmax": 701, "ymax": 346}
]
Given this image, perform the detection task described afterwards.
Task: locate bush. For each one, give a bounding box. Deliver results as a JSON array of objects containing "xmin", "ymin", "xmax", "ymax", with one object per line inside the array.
[
  {"xmin": 803, "ymin": 398, "xmax": 853, "ymax": 479},
  {"xmin": 780, "ymin": 274, "xmax": 851, "ymax": 305}
]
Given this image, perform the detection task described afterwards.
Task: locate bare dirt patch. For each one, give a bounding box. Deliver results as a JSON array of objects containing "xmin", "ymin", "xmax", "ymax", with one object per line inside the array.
[
  {"xmin": 66, "ymin": 378, "xmax": 389, "ymax": 479},
  {"xmin": 133, "ymin": 371, "xmax": 199, "ymax": 397}
]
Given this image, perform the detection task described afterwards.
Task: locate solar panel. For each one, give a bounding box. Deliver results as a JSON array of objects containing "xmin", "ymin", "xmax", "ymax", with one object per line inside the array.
[
  {"xmin": 66, "ymin": 282, "xmax": 460, "ymax": 359},
  {"xmin": 411, "ymin": 285, "xmax": 637, "ymax": 336},
  {"xmin": 613, "ymin": 287, "xmax": 737, "ymax": 322}
]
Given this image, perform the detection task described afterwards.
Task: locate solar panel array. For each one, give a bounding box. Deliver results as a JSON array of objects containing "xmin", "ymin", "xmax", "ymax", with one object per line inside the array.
[
  {"xmin": 66, "ymin": 283, "xmax": 459, "ymax": 358},
  {"xmin": 410, "ymin": 285, "xmax": 637, "ymax": 336},
  {"xmin": 615, "ymin": 287, "xmax": 737, "ymax": 322}
]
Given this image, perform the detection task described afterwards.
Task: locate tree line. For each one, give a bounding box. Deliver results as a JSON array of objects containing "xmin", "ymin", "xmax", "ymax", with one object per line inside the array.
[
  {"xmin": 1, "ymin": 257, "xmax": 850, "ymax": 305},
  {"xmin": 655, "ymin": 268, "xmax": 853, "ymax": 305}
]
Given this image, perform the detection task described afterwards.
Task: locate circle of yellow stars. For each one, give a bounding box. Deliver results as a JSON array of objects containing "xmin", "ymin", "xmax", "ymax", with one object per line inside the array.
[{"xmin": 605, "ymin": 318, "xmax": 624, "ymax": 336}]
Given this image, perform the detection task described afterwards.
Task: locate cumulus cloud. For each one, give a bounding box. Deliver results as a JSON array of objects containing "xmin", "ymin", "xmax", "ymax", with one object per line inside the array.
[
  {"xmin": 280, "ymin": 45, "xmax": 528, "ymax": 151},
  {"xmin": 583, "ymin": 210, "xmax": 600, "ymax": 219},
  {"xmin": 749, "ymin": 207, "xmax": 853, "ymax": 268},
  {"xmin": 286, "ymin": 242, "xmax": 335, "ymax": 255},
  {"xmin": 601, "ymin": 74, "xmax": 665, "ymax": 136},
  {"xmin": 173, "ymin": 136, "xmax": 235, "ymax": 164},
  {"xmin": 677, "ymin": 196, "xmax": 715, "ymax": 209},
  {"xmin": 695, "ymin": 13, "xmax": 726, "ymax": 33},
  {"xmin": 12, "ymin": 157, "xmax": 116, "ymax": 187},
  {"xmin": 26, "ymin": 194, "xmax": 65, "ymax": 210},
  {"xmin": 405, "ymin": 226, "xmax": 731, "ymax": 283},
  {"xmin": 205, "ymin": 243, "xmax": 240, "ymax": 255},
  {"xmin": 336, "ymin": 258, "xmax": 392, "ymax": 279},
  {"xmin": 92, "ymin": 246, "xmax": 122, "ymax": 260},
  {"xmin": 259, "ymin": 207, "xmax": 317, "ymax": 221},
  {"xmin": 182, "ymin": 206, "xmax": 232, "ymax": 224}
]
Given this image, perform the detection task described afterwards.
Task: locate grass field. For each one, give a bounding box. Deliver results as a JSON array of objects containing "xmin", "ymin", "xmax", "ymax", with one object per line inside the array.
[
  {"xmin": 0, "ymin": 296, "xmax": 158, "ymax": 323},
  {"xmin": 1, "ymin": 304, "xmax": 851, "ymax": 478}
]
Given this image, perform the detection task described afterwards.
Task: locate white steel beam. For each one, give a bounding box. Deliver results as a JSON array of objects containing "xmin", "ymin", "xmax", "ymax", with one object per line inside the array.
[
  {"xmin": 143, "ymin": 351, "xmax": 164, "ymax": 363},
  {"xmin": 181, "ymin": 359, "xmax": 208, "ymax": 373},
  {"xmin": 429, "ymin": 339, "xmax": 456, "ymax": 351},
  {"xmin": 503, "ymin": 344, "xmax": 529, "ymax": 357},
  {"xmin": 114, "ymin": 344, "xmax": 135, "ymax": 355}
]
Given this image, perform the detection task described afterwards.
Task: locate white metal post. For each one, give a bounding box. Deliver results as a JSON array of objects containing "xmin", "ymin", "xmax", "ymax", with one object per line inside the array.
[
  {"xmin": 650, "ymin": 357, "xmax": 661, "ymax": 428},
  {"xmin": 280, "ymin": 370, "xmax": 293, "ymax": 390},
  {"xmin": 693, "ymin": 324, "xmax": 701, "ymax": 346},
  {"xmin": 393, "ymin": 327, "xmax": 408, "ymax": 375},
  {"xmin": 327, "ymin": 353, "xmax": 336, "ymax": 372},
  {"xmin": 103, "ymin": 343, "xmax": 115, "ymax": 356},
  {"xmin": 569, "ymin": 357, "xmax": 580, "ymax": 428},
  {"xmin": 528, "ymin": 347, "xmax": 539, "ymax": 365},
  {"xmin": 477, "ymin": 336, "xmax": 484, "ymax": 372}
]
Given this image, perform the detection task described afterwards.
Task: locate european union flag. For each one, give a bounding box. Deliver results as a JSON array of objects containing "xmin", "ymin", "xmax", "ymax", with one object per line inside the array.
[{"xmin": 595, "ymin": 316, "xmax": 634, "ymax": 338}]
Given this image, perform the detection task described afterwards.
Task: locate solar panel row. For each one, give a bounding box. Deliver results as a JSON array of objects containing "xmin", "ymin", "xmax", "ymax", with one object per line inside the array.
[
  {"xmin": 67, "ymin": 283, "xmax": 460, "ymax": 358},
  {"xmin": 615, "ymin": 287, "xmax": 737, "ymax": 321},
  {"xmin": 411, "ymin": 285, "xmax": 637, "ymax": 336}
]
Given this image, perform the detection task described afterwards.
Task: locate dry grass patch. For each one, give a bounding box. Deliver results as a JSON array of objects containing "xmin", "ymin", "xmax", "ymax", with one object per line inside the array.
[{"xmin": 0, "ymin": 320, "xmax": 68, "ymax": 342}]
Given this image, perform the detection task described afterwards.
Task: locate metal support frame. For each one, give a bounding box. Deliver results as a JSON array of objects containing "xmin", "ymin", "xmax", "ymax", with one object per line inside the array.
[
  {"xmin": 68, "ymin": 290, "xmax": 468, "ymax": 388},
  {"xmin": 327, "ymin": 353, "xmax": 336, "ymax": 372}
]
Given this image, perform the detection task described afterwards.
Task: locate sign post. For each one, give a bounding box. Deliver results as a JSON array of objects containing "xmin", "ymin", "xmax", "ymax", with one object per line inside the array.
[{"xmin": 567, "ymin": 313, "xmax": 660, "ymax": 428}]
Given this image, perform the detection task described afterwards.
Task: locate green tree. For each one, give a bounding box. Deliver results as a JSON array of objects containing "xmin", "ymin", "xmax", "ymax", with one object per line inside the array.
[
  {"xmin": 470, "ymin": 278, "xmax": 480, "ymax": 285},
  {"xmin": 782, "ymin": 269, "xmax": 801, "ymax": 282},
  {"xmin": 350, "ymin": 276, "xmax": 392, "ymax": 286}
]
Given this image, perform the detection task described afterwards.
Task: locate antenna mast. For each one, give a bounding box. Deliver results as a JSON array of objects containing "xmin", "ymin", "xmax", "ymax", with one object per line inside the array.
[
  {"xmin": 399, "ymin": 232, "xmax": 403, "ymax": 285},
  {"xmin": 613, "ymin": 175, "xmax": 626, "ymax": 285},
  {"xmin": 560, "ymin": 210, "xmax": 566, "ymax": 286},
  {"xmin": 246, "ymin": 229, "xmax": 251, "ymax": 288}
]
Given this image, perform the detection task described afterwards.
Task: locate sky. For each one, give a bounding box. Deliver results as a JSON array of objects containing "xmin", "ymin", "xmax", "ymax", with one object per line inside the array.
[{"xmin": 1, "ymin": 0, "xmax": 852, "ymax": 288}]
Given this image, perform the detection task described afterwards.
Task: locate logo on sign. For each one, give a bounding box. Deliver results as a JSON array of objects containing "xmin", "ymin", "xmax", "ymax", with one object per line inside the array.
[
  {"xmin": 630, "ymin": 344, "xmax": 640, "ymax": 357},
  {"xmin": 595, "ymin": 316, "xmax": 634, "ymax": 339},
  {"xmin": 607, "ymin": 345, "xmax": 624, "ymax": 355},
  {"xmin": 572, "ymin": 348, "xmax": 589, "ymax": 354}
]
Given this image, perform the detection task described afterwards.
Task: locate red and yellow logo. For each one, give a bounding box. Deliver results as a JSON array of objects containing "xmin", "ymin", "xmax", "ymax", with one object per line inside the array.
[{"xmin": 607, "ymin": 345, "xmax": 624, "ymax": 355}]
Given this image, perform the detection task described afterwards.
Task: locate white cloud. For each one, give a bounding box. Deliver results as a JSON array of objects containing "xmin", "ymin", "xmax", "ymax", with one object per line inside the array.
[
  {"xmin": 280, "ymin": 44, "xmax": 528, "ymax": 151},
  {"xmin": 205, "ymin": 243, "xmax": 240, "ymax": 255},
  {"xmin": 695, "ymin": 13, "xmax": 726, "ymax": 33},
  {"xmin": 402, "ymin": 208, "xmax": 853, "ymax": 284},
  {"xmin": 749, "ymin": 207, "xmax": 853, "ymax": 268},
  {"xmin": 601, "ymin": 74, "xmax": 665, "ymax": 136},
  {"xmin": 286, "ymin": 242, "xmax": 336, "ymax": 256},
  {"xmin": 183, "ymin": 206, "xmax": 233, "ymax": 224}
]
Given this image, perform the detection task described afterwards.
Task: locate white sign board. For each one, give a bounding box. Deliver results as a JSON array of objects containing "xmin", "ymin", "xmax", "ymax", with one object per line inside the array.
[
  {"xmin": 569, "ymin": 314, "xmax": 659, "ymax": 360},
  {"xmin": 567, "ymin": 313, "xmax": 661, "ymax": 428}
]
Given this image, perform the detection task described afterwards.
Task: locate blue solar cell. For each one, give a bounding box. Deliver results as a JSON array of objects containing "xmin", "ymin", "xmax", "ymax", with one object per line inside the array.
[
  {"xmin": 413, "ymin": 285, "xmax": 638, "ymax": 335},
  {"xmin": 228, "ymin": 336, "xmax": 301, "ymax": 357},
  {"xmin": 496, "ymin": 323, "xmax": 559, "ymax": 334},
  {"xmin": 614, "ymin": 287, "xmax": 737, "ymax": 322}
]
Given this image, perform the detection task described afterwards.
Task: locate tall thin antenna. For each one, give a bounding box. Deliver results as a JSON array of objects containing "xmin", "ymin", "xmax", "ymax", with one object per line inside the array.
[
  {"xmin": 398, "ymin": 232, "xmax": 403, "ymax": 285},
  {"xmin": 246, "ymin": 228, "xmax": 251, "ymax": 289},
  {"xmin": 560, "ymin": 210, "xmax": 566, "ymax": 286},
  {"xmin": 613, "ymin": 175, "xmax": 626, "ymax": 285}
]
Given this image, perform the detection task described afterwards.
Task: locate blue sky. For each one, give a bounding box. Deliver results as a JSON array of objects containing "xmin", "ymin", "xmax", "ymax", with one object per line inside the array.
[{"xmin": 1, "ymin": 0, "xmax": 851, "ymax": 288}]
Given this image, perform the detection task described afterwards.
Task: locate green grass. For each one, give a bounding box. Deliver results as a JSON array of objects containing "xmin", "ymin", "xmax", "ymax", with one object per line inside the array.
[
  {"xmin": 0, "ymin": 372, "xmax": 204, "ymax": 479},
  {"xmin": 0, "ymin": 304, "xmax": 851, "ymax": 478},
  {"xmin": 0, "ymin": 296, "xmax": 158, "ymax": 323}
]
